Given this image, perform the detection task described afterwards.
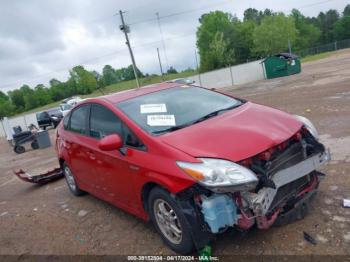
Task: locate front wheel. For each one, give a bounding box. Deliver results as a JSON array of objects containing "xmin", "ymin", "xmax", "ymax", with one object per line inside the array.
[
  {"xmin": 14, "ymin": 145, "xmax": 25, "ymax": 154},
  {"xmin": 63, "ymin": 163, "xmax": 85, "ymax": 196},
  {"xmin": 148, "ymin": 187, "xmax": 194, "ymax": 255}
]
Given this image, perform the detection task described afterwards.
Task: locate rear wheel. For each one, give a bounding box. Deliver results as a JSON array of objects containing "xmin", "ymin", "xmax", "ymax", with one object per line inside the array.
[
  {"xmin": 14, "ymin": 145, "xmax": 25, "ymax": 154},
  {"xmin": 148, "ymin": 187, "xmax": 194, "ymax": 254},
  {"xmin": 63, "ymin": 163, "xmax": 85, "ymax": 196},
  {"xmin": 31, "ymin": 141, "xmax": 39, "ymax": 150}
]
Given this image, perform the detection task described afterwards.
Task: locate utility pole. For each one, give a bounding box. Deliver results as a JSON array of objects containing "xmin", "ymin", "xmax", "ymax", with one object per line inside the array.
[
  {"xmin": 194, "ymin": 49, "xmax": 202, "ymax": 86},
  {"xmin": 157, "ymin": 48, "xmax": 164, "ymax": 81},
  {"xmin": 119, "ymin": 10, "xmax": 140, "ymax": 88},
  {"xmin": 156, "ymin": 12, "xmax": 169, "ymax": 70}
]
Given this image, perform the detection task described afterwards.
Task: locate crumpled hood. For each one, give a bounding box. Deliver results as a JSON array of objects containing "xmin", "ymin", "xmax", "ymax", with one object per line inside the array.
[{"xmin": 159, "ymin": 102, "xmax": 302, "ymax": 161}]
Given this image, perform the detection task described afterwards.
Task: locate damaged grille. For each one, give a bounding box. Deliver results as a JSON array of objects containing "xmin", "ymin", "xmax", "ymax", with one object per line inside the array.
[
  {"xmin": 244, "ymin": 128, "xmax": 325, "ymax": 192},
  {"xmin": 269, "ymin": 175, "xmax": 310, "ymax": 212},
  {"xmin": 265, "ymin": 142, "xmax": 305, "ymax": 176}
]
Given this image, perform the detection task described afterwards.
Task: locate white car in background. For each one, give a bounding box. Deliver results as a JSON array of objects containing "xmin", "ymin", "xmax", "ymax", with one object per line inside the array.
[{"xmin": 59, "ymin": 97, "xmax": 85, "ymax": 116}]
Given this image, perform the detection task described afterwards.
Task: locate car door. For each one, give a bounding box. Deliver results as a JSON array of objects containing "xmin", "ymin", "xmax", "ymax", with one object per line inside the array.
[
  {"xmin": 64, "ymin": 104, "xmax": 98, "ymax": 193},
  {"xmin": 87, "ymin": 103, "xmax": 144, "ymax": 209}
]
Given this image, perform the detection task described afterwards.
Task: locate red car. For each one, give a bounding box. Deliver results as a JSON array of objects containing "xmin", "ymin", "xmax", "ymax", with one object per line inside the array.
[{"xmin": 56, "ymin": 82, "xmax": 330, "ymax": 254}]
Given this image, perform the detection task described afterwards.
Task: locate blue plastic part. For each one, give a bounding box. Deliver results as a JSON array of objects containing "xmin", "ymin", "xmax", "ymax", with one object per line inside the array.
[{"xmin": 200, "ymin": 194, "xmax": 238, "ymax": 233}]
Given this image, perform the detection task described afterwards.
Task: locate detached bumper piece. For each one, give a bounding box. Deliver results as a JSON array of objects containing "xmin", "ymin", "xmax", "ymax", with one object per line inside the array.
[{"xmin": 14, "ymin": 168, "xmax": 63, "ymax": 184}]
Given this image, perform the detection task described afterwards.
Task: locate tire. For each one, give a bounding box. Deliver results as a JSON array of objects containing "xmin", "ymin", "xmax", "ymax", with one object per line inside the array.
[
  {"xmin": 63, "ymin": 163, "xmax": 85, "ymax": 196},
  {"xmin": 14, "ymin": 145, "xmax": 25, "ymax": 154},
  {"xmin": 31, "ymin": 141, "xmax": 39, "ymax": 150},
  {"xmin": 148, "ymin": 187, "xmax": 194, "ymax": 255}
]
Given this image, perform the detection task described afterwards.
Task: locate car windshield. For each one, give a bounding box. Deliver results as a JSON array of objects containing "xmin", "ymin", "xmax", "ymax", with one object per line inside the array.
[{"xmin": 117, "ymin": 86, "xmax": 243, "ymax": 135}]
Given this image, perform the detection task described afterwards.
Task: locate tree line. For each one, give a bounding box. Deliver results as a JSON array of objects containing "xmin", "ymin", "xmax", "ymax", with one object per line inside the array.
[
  {"xmin": 197, "ymin": 4, "xmax": 350, "ymax": 71},
  {"xmin": 0, "ymin": 64, "xmax": 181, "ymax": 118}
]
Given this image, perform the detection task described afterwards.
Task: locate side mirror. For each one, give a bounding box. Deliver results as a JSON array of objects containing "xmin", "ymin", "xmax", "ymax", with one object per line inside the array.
[{"xmin": 98, "ymin": 134, "xmax": 123, "ymax": 151}]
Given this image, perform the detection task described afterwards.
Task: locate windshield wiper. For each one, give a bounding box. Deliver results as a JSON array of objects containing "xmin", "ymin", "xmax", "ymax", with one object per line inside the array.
[
  {"xmin": 152, "ymin": 122, "xmax": 193, "ymax": 134},
  {"xmin": 152, "ymin": 104, "xmax": 241, "ymax": 135},
  {"xmin": 191, "ymin": 104, "xmax": 240, "ymax": 125}
]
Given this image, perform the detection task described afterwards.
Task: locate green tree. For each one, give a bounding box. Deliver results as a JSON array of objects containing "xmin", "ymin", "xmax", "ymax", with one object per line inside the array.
[
  {"xmin": 317, "ymin": 10, "xmax": 340, "ymax": 43},
  {"xmin": 69, "ymin": 66, "xmax": 98, "ymax": 95},
  {"xmin": 102, "ymin": 65, "xmax": 118, "ymax": 86},
  {"xmin": 49, "ymin": 79, "xmax": 67, "ymax": 101},
  {"xmin": 333, "ymin": 16, "xmax": 350, "ymax": 40},
  {"xmin": 233, "ymin": 20, "xmax": 256, "ymax": 62},
  {"xmin": 0, "ymin": 91, "xmax": 8, "ymax": 101},
  {"xmin": 343, "ymin": 4, "xmax": 350, "ymax": 16},
  {"xmin": 253, "ymin": 14, "xmax": 297, "ymax": 56},
  {"xmin": 206, "ymin": 32, "xmax": 234, "ymax": 70},
  {"xmin": 8, "ymin": 85, "xmax": 31, "ymax": 111},
  {"xmin": 0, "ymin": 100, "xmax": 15, "ymax": 118},
  {"xmin": 196, "ymin": 11, "xmax": 236, "ymax": 72},
  {"xmin": 291, "ymin": 9, "xmax": 321, "ymax": 49},
  {"xmin": 244, "ymin": 8, "xmax": 260, "ymax": 23},
  {"xmin": 0, "ymin": 91, "xmax": 15, "ymax": 118},
  {"xmin": 243, "ymin": 8, "xmax": 274, "ymax": 24},
  {"xmin": 167, "ymin": 66, "xmax": 178, "ymax": 74},
  {"xmin": 33, "ymin": 84, "xmax": 52, "ymax": 106}
]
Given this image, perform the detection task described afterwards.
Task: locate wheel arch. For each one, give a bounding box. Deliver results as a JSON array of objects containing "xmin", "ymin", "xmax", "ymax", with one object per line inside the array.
[{"xmin": 141, "ymin": 182, "xmax": 170, "ymax": 217}]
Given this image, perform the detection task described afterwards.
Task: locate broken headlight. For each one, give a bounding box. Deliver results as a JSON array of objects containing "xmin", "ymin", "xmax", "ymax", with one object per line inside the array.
[
  {"xmin": 177, "ymin": 158, "xmax": 258, "ymax": 192},
  {"xmin": 294, "ymin": 115, "xmax": 319, "ymax": 140}
]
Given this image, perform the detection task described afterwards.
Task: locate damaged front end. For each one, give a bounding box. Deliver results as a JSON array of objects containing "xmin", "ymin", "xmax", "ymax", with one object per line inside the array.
[{"xmin": 175, "ymin": 127, "xmax": 330, "ymax": 249}]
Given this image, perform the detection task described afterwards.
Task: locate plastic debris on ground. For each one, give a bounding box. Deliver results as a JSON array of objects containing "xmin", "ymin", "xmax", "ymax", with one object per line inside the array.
[
  {"xmin": 343, "ymin": 199, "xmax": 350, "ymax": 208},
  {"xmin": 14, "ymin": 167, "xmax": 63, "ymax": 184},
  {"xmin": 303, "ymin": 231, "xmax": 317, "ymax": 245}
]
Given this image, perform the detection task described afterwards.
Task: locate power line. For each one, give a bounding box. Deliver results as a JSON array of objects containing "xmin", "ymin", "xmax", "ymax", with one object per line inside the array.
[{"xmin": 128, "ymin": 0, "xmax": 232, "ymax": 26}]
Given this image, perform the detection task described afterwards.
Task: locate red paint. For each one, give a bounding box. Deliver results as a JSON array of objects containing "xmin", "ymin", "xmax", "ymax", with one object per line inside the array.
[
  {"xmin": 98, "ymin": 134, "xmax": 123, "ymax": 151},
  {"xmin": 159, "ymin": 102, "xmax": 302, "ymax": 161},
  {"xmin": 256, "ymin": 209, "xmax": 281, "ymax": 229},
  {"xmin": 56, "ymin": 83, "xmax": 303, "ymax": 221},
  {"xmin": 297, "ymin": 175, "xmax": 318, "ymax": 197}
]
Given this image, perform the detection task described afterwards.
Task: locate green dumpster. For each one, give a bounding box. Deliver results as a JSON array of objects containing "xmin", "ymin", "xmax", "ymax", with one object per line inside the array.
[{"xmin": 263, "ymin": 53, "xmax": 301, "ymax": 79}]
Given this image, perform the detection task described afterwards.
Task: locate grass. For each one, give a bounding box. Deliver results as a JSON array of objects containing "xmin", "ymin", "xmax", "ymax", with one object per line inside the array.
[
  {"xmin": 12, "ymin": 71, "xmax": 197, "ymax": 117},
  {"xmin": 301, "ymin": 51, "xmax": 335, "ymax": 63}
]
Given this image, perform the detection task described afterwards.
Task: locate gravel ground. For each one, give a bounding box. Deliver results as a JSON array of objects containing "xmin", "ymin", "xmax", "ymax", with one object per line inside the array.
[{"xmin": 1, "ymin": 49, "xmax": 350, "ymax": 258}]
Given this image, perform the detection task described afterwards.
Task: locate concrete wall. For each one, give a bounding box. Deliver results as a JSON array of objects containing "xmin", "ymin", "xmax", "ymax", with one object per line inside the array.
[
  {"xmin": 191, "ymin": 59, "xmax": 265, "ymax": 88},
  {"xmin": 0, "ymin": 113, "xmax": 39, "ymax": 138}
]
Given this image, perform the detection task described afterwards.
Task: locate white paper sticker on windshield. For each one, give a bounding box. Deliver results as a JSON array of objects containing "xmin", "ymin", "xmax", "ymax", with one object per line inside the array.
[
  {"xmin": 147, "ymin": 115, "xmax": 176, "ymax": 126},
  {"xmin": 140, "ymin": 104, "xmax": 167, "ymax": 114}
]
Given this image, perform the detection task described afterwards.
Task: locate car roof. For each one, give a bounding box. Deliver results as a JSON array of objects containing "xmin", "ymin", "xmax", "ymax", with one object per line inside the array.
[{"xmin": 100, "ymin": 82, "xmax": 183, "ymax": 104}]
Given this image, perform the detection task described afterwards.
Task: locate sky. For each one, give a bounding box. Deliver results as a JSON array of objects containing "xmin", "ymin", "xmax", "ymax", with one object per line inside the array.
[{"xmin": 0, "ymin": 0, "xmax": 348, "ymax": 92}]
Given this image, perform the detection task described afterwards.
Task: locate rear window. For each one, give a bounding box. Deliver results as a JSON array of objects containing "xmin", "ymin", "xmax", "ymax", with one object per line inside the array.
[{"xmin": 69, "ymin": 105, "xmax": 89, "ymax": 134}]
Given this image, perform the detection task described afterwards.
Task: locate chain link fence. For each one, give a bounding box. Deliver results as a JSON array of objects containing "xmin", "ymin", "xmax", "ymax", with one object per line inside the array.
[{"xmin": 295, "ymin": 39, "xmax": 350, "ymax": 57}]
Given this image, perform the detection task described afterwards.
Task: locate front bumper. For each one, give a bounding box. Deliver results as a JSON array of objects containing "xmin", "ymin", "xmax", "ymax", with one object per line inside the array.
[{"xmin": 244, "ymin": 149, "xmax": 330, "ymax": 216}]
